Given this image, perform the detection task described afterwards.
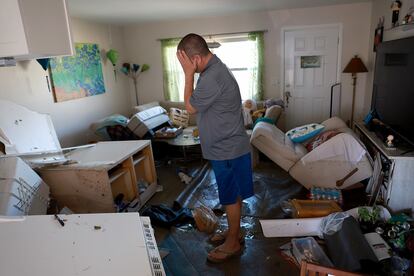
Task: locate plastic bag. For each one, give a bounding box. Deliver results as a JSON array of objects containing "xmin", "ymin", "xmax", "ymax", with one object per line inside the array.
[
  {"xmin": 321, "ymin": 215, "xmax": 378, "ymax": 272},
  {"xmin": 192, "ymin": 205, "xmax": 219, "ymax": 234},
  {"xmin": 320, "ymin": 212, "xmax": 350, "ymax": 235},
  {"xmin": 142, "ymin": 204, "xmax": 194, "ymax": 228}
]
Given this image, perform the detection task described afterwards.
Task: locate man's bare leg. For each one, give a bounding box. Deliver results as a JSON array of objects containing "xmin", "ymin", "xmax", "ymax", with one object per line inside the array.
[{"xmin": 208, "ymin": 198, "xmax": 242, "ymax": 259}]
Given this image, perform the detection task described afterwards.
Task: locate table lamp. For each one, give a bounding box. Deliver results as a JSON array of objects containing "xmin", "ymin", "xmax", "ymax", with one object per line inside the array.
[{"xmin": 343, "ymin": 55, "xmax": 368, "ymax": 127}]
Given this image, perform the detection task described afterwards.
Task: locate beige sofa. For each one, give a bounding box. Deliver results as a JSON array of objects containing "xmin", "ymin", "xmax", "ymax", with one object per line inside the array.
[{"xmin": 250, "ymin": 117, "xmax": 373, "ymax": 189}]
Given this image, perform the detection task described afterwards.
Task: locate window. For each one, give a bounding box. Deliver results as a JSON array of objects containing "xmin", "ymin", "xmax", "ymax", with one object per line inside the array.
[{"xmin": 161, "ymin": 32, "xmax": 264, "ymax": 102}]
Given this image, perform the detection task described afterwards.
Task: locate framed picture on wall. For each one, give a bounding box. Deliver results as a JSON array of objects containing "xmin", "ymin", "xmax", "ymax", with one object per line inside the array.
[
  {"xmin": 49, "ymin": 43, "xmax": 106, "ymax": 102},
  {"xmin": 373, "ymin": 26, "xmax": 384, "ymax": 52}
]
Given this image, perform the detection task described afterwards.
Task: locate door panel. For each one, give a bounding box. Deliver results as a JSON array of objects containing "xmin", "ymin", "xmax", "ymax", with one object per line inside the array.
[{"xmin": 284, "ymin": 26, "xmax": 340, "ymax": 129}]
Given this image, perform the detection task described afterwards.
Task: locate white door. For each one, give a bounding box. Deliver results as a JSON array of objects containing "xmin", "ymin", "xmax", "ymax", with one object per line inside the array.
[{"xmin": 283, "ymin": 25, "xmax": 340, "ymax": 129}]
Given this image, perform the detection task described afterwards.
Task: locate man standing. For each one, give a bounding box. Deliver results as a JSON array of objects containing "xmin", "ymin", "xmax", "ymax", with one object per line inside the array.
[{"xmin": 176, "ymin": 33, "xmax": 253, "ymax": 263}]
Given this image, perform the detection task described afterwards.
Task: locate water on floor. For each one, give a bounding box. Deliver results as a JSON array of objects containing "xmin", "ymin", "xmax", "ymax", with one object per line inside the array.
[{"xmin": 143, "ymin": 158, "xmax": 307, "ymax": 275}]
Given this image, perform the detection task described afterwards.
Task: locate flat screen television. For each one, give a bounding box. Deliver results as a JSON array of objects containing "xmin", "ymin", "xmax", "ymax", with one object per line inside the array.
[{"xmin": 371, "ymin": 36, "xmax": 414, "ymax": 146}]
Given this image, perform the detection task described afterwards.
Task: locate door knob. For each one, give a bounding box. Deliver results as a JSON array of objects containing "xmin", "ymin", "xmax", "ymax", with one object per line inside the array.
[{"xmin": 284, "ymin": 91, "xmax": 291, "ymax": 107}]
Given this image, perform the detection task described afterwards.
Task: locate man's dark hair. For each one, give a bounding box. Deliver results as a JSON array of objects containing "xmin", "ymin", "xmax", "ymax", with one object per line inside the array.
[{"xmin": 177, "ymin": 33, "xmax": 210, "ymax": 58}]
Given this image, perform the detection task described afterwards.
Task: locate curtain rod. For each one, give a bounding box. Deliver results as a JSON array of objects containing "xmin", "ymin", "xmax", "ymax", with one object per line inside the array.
[{"xmin": 157, "ymin": 29, "xmax": 268, "ymax": 41}]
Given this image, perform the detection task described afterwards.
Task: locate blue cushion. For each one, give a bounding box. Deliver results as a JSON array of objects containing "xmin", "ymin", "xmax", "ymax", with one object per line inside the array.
[
  {"xmin": 286, "ymin": 123, "xmax": 325, "ymax": 143},
  {"xmin": 253, "ymin": 117, "xmax": 275, "ymax": 128}
]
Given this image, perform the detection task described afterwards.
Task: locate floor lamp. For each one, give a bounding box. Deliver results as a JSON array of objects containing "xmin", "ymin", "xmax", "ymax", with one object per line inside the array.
[{"xmin": 343, "ymin": 55, "xmax": 368, "ymax": 128}]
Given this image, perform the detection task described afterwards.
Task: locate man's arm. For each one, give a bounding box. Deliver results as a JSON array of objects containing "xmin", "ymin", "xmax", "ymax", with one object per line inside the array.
[
  {"xmin": 177, "ymin": 50, "xmax": 197, "ymax": 114},
  {"xmin": 183, "ymin": 74, "xmax": 197, "ymax": 114}
]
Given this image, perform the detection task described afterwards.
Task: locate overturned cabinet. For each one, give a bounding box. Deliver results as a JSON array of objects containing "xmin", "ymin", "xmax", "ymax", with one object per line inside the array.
[
  {"xmin": 0, "ymin": 100, "xmax": 157, "ymax": 213},
  {"xmin": 39, "ymin": 141, "xmax": 157, "ymax": 213},
  {"xmin": 0, "ymin": 156, "xmax": 49, "ymax": 215}
]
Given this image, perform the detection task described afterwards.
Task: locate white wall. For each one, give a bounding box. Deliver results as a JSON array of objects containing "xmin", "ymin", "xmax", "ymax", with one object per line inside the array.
[
  {"xmin": 0, "ymin": 18, "xmax": 132, "ymax": 147},
  {"xmin": 123, "ymin": 2, "xmax": 372, "ymax": 123},
  {"xmin": 364, "ymin": 0, "xmax": 414, "ymax": 115}
]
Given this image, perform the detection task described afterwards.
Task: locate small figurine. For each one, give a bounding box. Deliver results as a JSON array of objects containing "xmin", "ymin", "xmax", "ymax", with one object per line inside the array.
[
  {"xmin": 386, "ymin": 135, "xmax": 395, "ymax": 148},
  {"xmin": 391, "ymin": 1, "xmax": 402, "ymax": 27}
]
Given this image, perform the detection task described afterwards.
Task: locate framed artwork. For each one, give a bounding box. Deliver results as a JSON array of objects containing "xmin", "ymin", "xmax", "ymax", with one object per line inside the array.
[
  {"xmin": 373, "ymin": 26, "xmax": 384, "ymax": 52},
  {"xmin": 49, "ymin": 43, "xmax": 105, "ymax": 102},
  {"xmin": 300, "ymin": 56, "xmax": 321, "ymax": 68}
]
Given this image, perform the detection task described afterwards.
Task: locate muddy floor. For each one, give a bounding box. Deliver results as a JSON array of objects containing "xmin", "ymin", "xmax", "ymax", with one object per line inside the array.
[{"xmin": 143, "ymin": 155, "xmax": 307, "ymax": 276}]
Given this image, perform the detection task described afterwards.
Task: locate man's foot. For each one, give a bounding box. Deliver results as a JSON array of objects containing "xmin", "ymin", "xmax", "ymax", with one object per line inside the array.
[
  {"xmin": 209, "ymin": 229, "xmax": 245, "ymax": 245},
  {"xmin": 207, "ymin": 243, "xmax": 243, "ymax": 263}
]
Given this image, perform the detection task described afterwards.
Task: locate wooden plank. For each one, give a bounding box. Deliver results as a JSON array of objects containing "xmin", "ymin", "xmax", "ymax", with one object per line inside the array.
[
  {"xmin": 120, "ymin": 157, "xmax": 138, "ymax": 201},
  {"xmin": 108, "ymin": 167, "xmax": 128, "ymax": 183},
  {"xmin": 133, "ymin": 155, "xmax": 146, "ymax": 166},
  {"xmin": 260, "ymin": 217, "xmax": 323, "ymax": 238},
  {"xmin": 302, "ymin": 261, "xmax": 364, "ymax": 276},
  {"xmin": 140, "ymin": 144, "xmax": 156, "ymax": 184}
]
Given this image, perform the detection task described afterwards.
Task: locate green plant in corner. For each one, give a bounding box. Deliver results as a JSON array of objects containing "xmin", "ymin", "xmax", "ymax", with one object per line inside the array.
[{"xmin": 358, "ymin": 205, "xmax": 380, "ymax": 224}]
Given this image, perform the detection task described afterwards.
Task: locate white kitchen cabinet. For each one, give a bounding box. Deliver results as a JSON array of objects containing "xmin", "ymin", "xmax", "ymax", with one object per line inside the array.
[{"xmin": 0, "ymin": 0, "xmax": 73, "ymax": 60}]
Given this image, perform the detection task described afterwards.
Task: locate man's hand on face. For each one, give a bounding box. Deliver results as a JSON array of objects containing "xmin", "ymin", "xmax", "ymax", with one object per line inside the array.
[{"xmin": 177, "ymin": 50, "xmax": 197, "ymax": 77}]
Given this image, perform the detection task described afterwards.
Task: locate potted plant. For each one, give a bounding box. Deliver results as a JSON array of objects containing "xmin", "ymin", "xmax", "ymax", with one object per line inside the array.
[{"xmin": 358, "ymin": 206, "xmax": 381, "ymax": 233}]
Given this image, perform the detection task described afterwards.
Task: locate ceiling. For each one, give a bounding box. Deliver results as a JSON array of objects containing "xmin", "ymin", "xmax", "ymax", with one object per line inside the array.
[{"xmin": 67, "ymin": 0, "xmax": 371, "ymax": 25}]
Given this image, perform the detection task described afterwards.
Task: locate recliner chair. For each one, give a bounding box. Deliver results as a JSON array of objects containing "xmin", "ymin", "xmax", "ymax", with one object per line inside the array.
[{"xmin": 250, "ymin": 117, "xmax": 373, "ymax": 189}]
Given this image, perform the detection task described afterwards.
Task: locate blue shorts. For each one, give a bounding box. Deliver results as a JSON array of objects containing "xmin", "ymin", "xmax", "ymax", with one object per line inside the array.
[{"xmin": 210, "ymin": 153, "xmax": 254, "ymax": 205}]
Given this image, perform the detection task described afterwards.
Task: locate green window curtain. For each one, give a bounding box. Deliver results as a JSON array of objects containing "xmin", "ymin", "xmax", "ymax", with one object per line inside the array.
[
  {"xmin": 248, "ymin": 31, "xmax": 265, "ymax": 101},
  {"xmin": 161, "ymin": 32, "xmax": 265, "ymax": 102},
  {"xmin": 161, "ymin": 38, "xmax": 183, "ymax": 101}
]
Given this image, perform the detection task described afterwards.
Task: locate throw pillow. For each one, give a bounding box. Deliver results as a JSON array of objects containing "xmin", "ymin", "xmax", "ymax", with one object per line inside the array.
[
  {"xmin": 306, "ymin": 130, "xmax": 341, "ymax": 152},
  {"xmin": 286, "ymin": 123, "xmax": 325, "ymax": 143}
]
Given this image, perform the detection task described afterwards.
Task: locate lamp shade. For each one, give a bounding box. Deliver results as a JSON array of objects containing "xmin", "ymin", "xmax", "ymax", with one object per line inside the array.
[{"xmin": 343, "ymin": 55, "xmax": 368, "ymax": 73}]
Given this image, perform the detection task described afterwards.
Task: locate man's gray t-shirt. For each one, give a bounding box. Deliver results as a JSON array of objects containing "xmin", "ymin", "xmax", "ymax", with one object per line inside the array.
[{"xmin": 189, "ymin": 55, "xmax": 250, "ymax": 161}]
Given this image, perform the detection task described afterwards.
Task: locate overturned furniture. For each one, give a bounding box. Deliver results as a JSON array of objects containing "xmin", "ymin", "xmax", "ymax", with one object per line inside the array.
[
  {"xmin": 128, "ymin": 104, "xmax": 171, "ymax": 138},
  {"xmin": 0, "ymin": 100, "xmax": 157, "ymax": 213},
  {"xmin": 39, "ymin": 141, "xmax": 157, "ymax": 213},
  {"xmin": 0, "ymin": 156, "xmax": 49, "ymax": 215},
  {"xmin": 251, "ymin": 117, "xmax": 372, "ymax": 189},
  {"xmin": 90, "ymin": 103, "xmax": 171, "ymax": 141}
]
